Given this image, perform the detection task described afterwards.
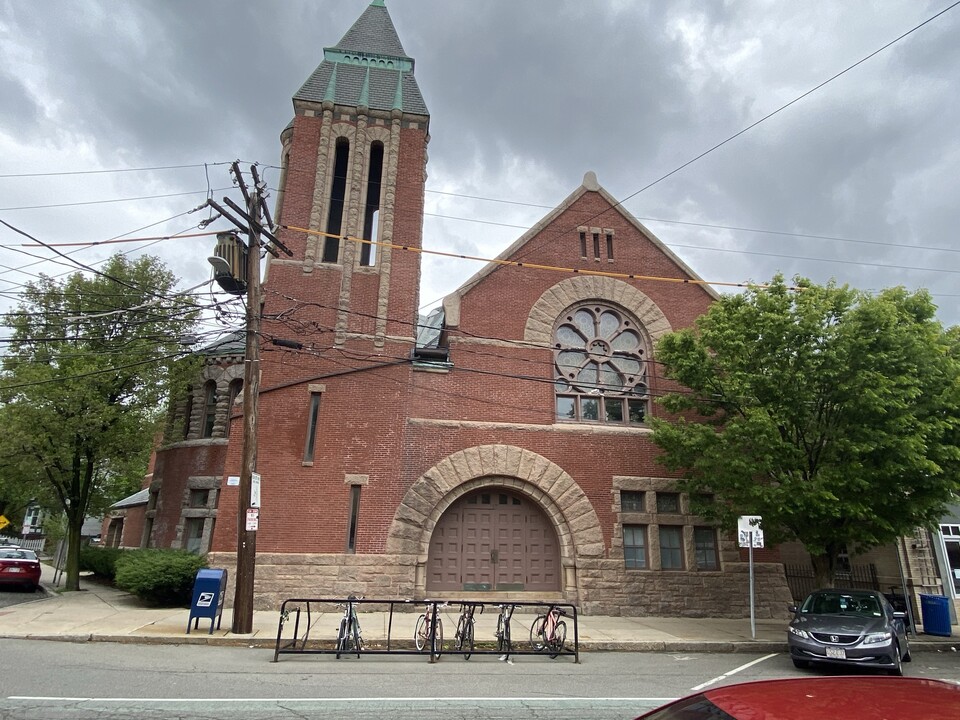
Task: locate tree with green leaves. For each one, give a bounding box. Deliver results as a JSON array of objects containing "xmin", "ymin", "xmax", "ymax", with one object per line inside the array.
[
  {"xmin": 0, "ymin": 254, "xmax": 199, "ymax": 590},
  {"xmin": 652, "ymin": 275, "xmax": 960, "ymax": 587}
]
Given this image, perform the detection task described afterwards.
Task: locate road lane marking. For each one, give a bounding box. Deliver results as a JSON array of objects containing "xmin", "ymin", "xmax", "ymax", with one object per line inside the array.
[{"xmin": 689, "ymin": 653, "xmax": 779, "ymax": 692}]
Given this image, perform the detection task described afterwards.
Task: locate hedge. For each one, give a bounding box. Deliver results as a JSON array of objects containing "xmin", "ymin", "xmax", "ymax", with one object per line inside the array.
[
  {"xmin": 79, "ymin": 545, "xmax": 125, "ymax": 580},
  {"xmin": 114, "ymin": 549, "xmax": 208, "ymax": 606}
]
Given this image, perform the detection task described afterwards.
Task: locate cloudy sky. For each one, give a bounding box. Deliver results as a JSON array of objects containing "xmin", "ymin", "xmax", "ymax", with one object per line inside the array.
[{"xmin": 1, "ymin": 0, "xmax": 958, "ymax": 342}]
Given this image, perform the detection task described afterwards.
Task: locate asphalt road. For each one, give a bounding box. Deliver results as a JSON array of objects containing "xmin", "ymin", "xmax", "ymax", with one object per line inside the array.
[
  {"xmin": 0, "ymin": 586, "xmax": 44, "ymax": 608},
  {"xmin": 2, "ymin": 640, "xmax": 960, "ymax": 720}
]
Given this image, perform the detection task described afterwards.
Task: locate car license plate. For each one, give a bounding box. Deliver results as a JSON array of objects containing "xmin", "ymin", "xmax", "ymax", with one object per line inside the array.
[{"xmin": 826, "ymin": 646, "xmax": 846, "ymax": 659}]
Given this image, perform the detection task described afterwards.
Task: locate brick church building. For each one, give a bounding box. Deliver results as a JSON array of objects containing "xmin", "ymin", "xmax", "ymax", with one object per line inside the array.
[{"xmin": 108, "ymin": 0, "xmax": 793, "ymax": 617}]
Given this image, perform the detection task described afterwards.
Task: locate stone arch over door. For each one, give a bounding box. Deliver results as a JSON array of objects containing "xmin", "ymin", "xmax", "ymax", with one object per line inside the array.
[{"xmin": 386, "ymin": 445, "xmax": 604, "ymax": 595}]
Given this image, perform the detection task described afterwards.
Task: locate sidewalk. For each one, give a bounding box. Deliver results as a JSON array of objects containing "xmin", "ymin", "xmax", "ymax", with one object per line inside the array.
[{"xmin": 0, "ymin": 564, "xmax": 955, "ymax": 654}]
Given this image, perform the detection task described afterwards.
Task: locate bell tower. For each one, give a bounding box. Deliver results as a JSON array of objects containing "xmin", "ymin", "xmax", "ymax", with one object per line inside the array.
[{"xmin": 268, "ymin": 0, "xmax": 430, "ymax": 351}]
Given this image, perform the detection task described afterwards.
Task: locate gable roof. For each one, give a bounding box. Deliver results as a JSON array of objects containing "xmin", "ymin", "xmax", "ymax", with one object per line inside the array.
[
  {"xmin": 294, "ymin": 0, "xmax": 428, "ymax": 116},
  {"xmin": 110, "ymin": 488, "xmax": 150, "ymax": 509},
  {"xmin": 443, "ymin": 171, "xmax": 720, "ymax": 326}
]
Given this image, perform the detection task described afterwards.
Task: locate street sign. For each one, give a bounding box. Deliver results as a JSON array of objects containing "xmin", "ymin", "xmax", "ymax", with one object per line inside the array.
[
  {"xmin": 251, "ymin": 472, "xmax": 261, "ymax": 508},
  {"xmin": 0, "ymin": 515, "xmax": 9, "ymax": 531},
  {"xmin": 245, "ymin": 508, "xmax": 259, "ymax": 531},
  {"xmin": 737, "ymin": 515, "xmax": 764, "ymax": 548}
]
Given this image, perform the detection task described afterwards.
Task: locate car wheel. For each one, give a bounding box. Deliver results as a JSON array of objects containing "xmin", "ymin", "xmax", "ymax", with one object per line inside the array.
[
  {"xmin": 902, "ymin": 638, "xmax": 912, "ymax": 663},
  {"xmin": 888, "ymin": 643, "xmax": 904, "ymax": 676},
  {"xmin": 792, "ymin": 658, "xmax": 810, "ymax": 669}
]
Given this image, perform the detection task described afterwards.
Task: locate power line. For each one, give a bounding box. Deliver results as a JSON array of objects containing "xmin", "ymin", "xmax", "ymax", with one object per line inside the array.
[{"xmin": 0, "ymin": 162, "xmax": 235, "ymax": 179}]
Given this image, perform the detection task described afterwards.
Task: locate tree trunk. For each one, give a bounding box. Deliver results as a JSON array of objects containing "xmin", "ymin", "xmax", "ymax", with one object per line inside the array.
[
  {"xmin": 810, "ymin": 552, "xmax": 836, "ymax": 589},
  {"xmin": 64, "ymin": 512, "xmax": 83, "ymax": 591}
]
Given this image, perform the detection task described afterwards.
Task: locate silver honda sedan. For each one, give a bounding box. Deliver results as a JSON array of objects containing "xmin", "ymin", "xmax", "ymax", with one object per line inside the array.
[{"xmin": 787, "ymin": 588, "xmax": 911, "ymax": 675}]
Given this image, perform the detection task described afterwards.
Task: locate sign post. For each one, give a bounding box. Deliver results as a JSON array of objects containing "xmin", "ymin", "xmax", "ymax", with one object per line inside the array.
[{"xmin": 738, "ymin": 515, "xmax": 764, "ymax": 639}]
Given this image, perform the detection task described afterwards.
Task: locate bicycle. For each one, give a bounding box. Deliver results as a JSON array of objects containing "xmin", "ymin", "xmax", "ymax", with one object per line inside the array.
[
  {"xmin": 335, "ymin": 595, "xmax": 363, "ymax": 658},
  {"xmin": 529, "ymin": 604, "xmax": 567, "ymax": 658},
  {"xmin": 453, "ymin": 602, "xmax": 483, "ymax": 660},
  {"xmin": 414, "ymin": 601, "xmax": 447, "ymax": 656},
  {"xmin": 495, "ymin": 603, "xmax": 515, "ymax": 661}
]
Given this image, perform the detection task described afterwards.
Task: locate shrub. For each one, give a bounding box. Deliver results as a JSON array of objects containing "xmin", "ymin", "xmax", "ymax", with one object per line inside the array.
[
  {"xmin": 79, "ymin": 545, "xmax": 125, "ymax": 579},
  {"xmin": 114, "ymin": 549, "xmax": 207, "ymax": 606}
]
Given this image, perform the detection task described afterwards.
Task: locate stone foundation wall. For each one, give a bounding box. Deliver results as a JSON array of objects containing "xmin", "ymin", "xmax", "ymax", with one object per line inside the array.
[
  {"xmin": 210, "ymin": 551, "xmax": 794, "ymax": 619},
  {"xmin": 578, "ymin": 559, "xmax": 793, "ymax": 619},
  {"xmin": 209, "ymin": 551, "xmax": 420, "ymax": 610}
]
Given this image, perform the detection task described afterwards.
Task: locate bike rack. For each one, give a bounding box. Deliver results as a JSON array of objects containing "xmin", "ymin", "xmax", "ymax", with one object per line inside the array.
[{"xmin": 273, "ymin": 597, "xmax": 580, "ymax": 663}]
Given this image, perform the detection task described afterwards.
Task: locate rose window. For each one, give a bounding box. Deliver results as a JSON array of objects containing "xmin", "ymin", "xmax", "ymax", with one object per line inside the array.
[{"xmin": 553, "ymin": 305, "xmax": 648, "ymax": 424}]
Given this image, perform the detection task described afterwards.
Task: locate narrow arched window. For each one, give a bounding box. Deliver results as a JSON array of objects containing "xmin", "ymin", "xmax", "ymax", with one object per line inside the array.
[
  {"xmin": 324, "ymin": 138, "xmax": 350, "ymax": 263},
  {"xmin": 224, "ymin": 378, "xmax": 243, "ymax": 435},
  {"xmin": 200, "ymin": 381, "xmax": 217, "ymax": 439},
  {"xmin": 553, "ymin": 304, "xmax": 649, "ymax": 424},
  {"xmin": 360, "ymin": 141, "xmax": 384, "ymax": 266}
]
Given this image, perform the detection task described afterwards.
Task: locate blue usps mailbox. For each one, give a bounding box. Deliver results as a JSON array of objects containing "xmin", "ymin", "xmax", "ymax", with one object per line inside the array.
[{"xmin": 187, "ymin": 568, "xmax": 227, "ymax": 635}]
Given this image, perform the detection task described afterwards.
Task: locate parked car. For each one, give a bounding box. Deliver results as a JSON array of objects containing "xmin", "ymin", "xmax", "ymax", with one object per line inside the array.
[
  {"xmin": 635, "ymin": 677, "xmax": 960, "ymax": 719},
  {"xmin": 787, "ymin": 588, "xmax": 910, "ymax": 675},
  {"xmin": 0, "ymin": 547, "xmax": 42, "ymax": 592}
]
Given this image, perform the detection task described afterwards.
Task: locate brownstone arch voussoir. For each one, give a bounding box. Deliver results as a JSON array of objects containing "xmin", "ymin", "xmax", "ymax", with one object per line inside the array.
[
  {"xmin": 524, "ymin": 276, "xmax": 673, "ymax": 345},
  {"xmin": 386, "ymin": 445, "xmax": 604, "ymax": 564}
]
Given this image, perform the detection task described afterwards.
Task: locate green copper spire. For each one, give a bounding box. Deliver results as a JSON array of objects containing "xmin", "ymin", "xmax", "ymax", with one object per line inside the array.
[
  {"xmin": 392, "ymin": 70, "xmax": 404, "ymax": 110},
  {"xmin": 293, "ymin": 0, "xmax": 428, "ymax": 116},
  {"xmin": 323, "ymin": 64, "xmax": 338, "ymax": 102},
  {"xmin": 359, "ymin": 67, "xmax": 371, "ymax": 107}
]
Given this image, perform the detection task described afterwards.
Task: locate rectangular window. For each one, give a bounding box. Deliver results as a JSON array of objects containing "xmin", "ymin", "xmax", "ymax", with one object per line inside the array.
[
  {"xmin": 303, "ymin": 392, "xmax": 322, "ymax": 463},
  {"xmin": 656, "ymin": 492, "xmax": 680, "ymax": 513},
  {"xmin": 579, "ymin": 231, "xmax": 587, "ymax": 258},
  {"xmin": 580, "ymin": 397, "xmax": 599, "ymax": 421},
  {"xmin": 606, "ymin": 232, "xmax": 614, "ymax": 260},
  {"xmin": 605, "ymin": 397, "xmax": 623, "ymax": 422},
  {"xmin": 188, "ymin": 489, "xmax": 209, "ymax": 508},
  {"xmin": 694, "ymin": 527, "xmax": 719, "ymax": 570},
  {"xmin": 621, "ymin": 490, "xmax": 645, "ymax": 512},
  {"xmin": 659, "ymin": 525, "xmax": 684, "ymax": 569},
  {"xmin": 556, "ymin": 395, "xmax": 576, "ymax": 420},
  {"xmin": 184, "ymin": 517, "xmax": 205, "ymax": 554},
  {"xmin": 593, "ymin": 232, "xmax": 600, "ymax": 259},
  {"xmin": 623, "ymin": 525, "xmax": 647, "ymax": 569},
  {"xmin": 628, "ymin": 398, "xmax": 646, "ymax": 424},
  {"xmin": 346, "ymin": 485, "xmax": 361, "ymax": 552}
]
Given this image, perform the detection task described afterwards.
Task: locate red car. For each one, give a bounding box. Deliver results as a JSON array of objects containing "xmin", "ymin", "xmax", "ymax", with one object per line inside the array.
[
  {"xmin": 636, "ymin": 676, "xmax": 960, "ymax": 719},
  {"xmin": 0, "ymin": 547, "xmax": 42, "ymax": 592}
]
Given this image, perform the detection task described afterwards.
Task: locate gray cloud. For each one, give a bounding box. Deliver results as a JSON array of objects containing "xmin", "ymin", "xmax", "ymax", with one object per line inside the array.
[{"xmin": 1, "ymin": 0, "xmax": 958, "ymax": 329}]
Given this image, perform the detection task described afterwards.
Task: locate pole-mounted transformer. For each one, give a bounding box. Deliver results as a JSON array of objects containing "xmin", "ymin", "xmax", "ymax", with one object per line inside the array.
[{"xmin": 208, "ymin": 231, "xmax": 249, "ymax": 295}]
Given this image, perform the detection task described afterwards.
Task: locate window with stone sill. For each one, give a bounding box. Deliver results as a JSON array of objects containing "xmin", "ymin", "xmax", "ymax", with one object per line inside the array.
[
  {"xmin": 623, "ymin": 524, "xmax": 647, "ymax": 569},
  {"xmin": 620, "ymin": 490, "xmax": 645, "ymax": 512},
  {"xmin": 694, "ymin": 526, "xmax": 719, "ymax": 570},
  {"xmin": 656, "ymin": 492, "xmax": 681, "ymax": 514},
  {"xmin": 554, "ymin": 304, "xmax": 649, "ymax": 425},
  {"xmin": 659, "ymin": 525, "xmax": 685, "ymax": 570}
]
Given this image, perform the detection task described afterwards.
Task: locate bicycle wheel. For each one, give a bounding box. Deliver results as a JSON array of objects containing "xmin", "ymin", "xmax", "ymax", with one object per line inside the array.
[
  {"xmin": 529, "ymin": 614, "xmax": 547, "ymax": 652},
  {"xmin": 549, "ymin": 620, "xmax": 567, "ymax": 658},
  {"xmin": 463, "ymin": 619, "xmax": 475, "ymax": 660},
  {"xmin": 432, "ymin": 618, "xmax": 444, "ymax": 657},
  {"xmin": 414, "ymin": 614, "xmax": 427, "ymax": 651},
  {"xmin": 336, "ymin": 617, "xmax": 349, "ymax": 655},
  {"xmin": 455, "ymin": 616, "xmax": 468, "ymax": 652},
  {"xmin": 351, "ymin": 618, "xmax": 364, "ymax": 653},
  {"xmin": 496, "ymin": 614, "xmax": 507, "ymax": 653}
]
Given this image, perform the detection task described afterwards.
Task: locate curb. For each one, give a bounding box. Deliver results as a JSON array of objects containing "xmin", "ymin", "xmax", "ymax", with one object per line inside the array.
[{"xmin": 2, "ymin": 633, "xmax": 956, "ymax": 654}]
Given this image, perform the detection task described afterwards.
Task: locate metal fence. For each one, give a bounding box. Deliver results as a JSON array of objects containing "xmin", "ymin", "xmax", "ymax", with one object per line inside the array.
[
  {"xmin": 784, "ymin": 563, "xmax": 879, "ymax": 601},
  {"xmin": 273, "ymin": 597, "xmax": 580, "ymax": 663}
]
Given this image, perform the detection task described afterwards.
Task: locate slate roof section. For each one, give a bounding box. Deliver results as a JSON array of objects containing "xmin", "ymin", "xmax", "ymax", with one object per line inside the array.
[
  {"xmin": 110, "ymin": 488, "xmax": 150, "ymax": 509},
  {"xmin": 294, "ymin": 1, "xmax": 428, "ymax": 116}
]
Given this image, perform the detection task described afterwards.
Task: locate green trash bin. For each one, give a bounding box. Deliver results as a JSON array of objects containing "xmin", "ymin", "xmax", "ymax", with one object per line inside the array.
[{"xmin": 919, "ymin": 594, "xmax": 952, "ymax": 637}]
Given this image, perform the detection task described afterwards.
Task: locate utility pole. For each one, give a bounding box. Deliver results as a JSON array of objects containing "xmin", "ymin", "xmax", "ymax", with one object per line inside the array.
[
  {"xmin": 232, "ymin": 162, "xmax": 262, "ymax": 634},
  {"xmin": 205, "ymin": 162, "xmax": 290, "ymax": 634}
]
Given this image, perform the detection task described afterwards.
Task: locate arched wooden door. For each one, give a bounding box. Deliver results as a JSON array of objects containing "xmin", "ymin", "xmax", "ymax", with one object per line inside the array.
[{"xmin": 427, "ymin": 488, "xmax": 560, "ymax": 592}]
